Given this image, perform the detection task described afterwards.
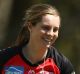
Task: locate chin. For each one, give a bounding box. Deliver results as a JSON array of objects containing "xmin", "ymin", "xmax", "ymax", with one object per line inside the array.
[{"xmin": 46, "ymin": 44, "xmax": 51, "ymax": 48}]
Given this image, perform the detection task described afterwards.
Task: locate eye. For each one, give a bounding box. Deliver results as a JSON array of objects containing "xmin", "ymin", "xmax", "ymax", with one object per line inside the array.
[
  {"xmin": 41, "ymin": 25, "xmax": 59, "ymax": 32},
  {"xmin": 41, "ymin": 26, "xmax": 51, "ymax": 31},
  {"xmin": 53, "ymin": 27, "xmax": 59, "ymax": 32}
]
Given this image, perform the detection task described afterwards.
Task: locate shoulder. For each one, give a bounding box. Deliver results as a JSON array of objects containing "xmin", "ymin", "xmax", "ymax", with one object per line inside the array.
[
  {"xmin": 0, "ymin": 46, "xmax": 20, "ymax": 66},
  {"xmin": 49, "ymin": 46, "xmax": 75, "ymax": 74},
  {"xmin": 0, "ymin": 46, "xmax": 19, "ymax": 56}
]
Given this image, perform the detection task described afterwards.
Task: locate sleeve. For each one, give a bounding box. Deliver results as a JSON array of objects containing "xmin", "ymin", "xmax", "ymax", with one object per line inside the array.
[
  {"xmin": 60, "ymin": 55, "xmax": 75, "ymax": 74},
  {"xmin": 0, "ymin": 46, "xmax": 18, "ymax": 66},
  {"xmin": 0, "ymin": 47, "xmax": 12, "ymax": 66},
  {"xmin": 52, "ymin": 47, "xmax": 75, "ymax": 74}
]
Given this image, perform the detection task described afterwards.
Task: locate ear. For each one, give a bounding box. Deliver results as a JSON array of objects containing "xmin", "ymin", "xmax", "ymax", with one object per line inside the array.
[{"xmin": 27, "ymin": 22, "xmax": 33, "ymax": 32}]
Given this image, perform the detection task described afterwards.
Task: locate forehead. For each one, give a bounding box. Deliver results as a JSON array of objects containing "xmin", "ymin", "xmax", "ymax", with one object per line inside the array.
[{"xmin": 41, "ymin": 14, "xmax": 60, "ymax": 27}]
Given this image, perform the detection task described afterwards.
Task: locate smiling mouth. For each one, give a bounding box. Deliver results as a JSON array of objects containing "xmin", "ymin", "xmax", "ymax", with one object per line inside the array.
[
  {"xmin": 42, "ymin": 37, "xmax": 52, "ymax": 43},
  {"xmin": 44, "ymin": 38, "xmax": 51, "ymax": 42}
]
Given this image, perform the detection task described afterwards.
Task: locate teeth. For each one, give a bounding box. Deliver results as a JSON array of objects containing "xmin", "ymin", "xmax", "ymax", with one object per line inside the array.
[{"xmin": 44, "ymin": 38, "xmax": 51, "ymax": 42}]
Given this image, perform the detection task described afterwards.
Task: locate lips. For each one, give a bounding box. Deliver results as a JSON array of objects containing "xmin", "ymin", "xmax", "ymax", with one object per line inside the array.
[
  {"xmin": 44, "ymin": 38, "xmax": 52, "ymax": 42},
  {"xmin": 42, "ymin": 37, "xmax": 53, "ymax": 43}
]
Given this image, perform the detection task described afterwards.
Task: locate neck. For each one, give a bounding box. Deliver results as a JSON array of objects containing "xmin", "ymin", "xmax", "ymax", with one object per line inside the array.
[{"xmin": 22, "ymin": 43, "xmax": 48, "ymax": 64}]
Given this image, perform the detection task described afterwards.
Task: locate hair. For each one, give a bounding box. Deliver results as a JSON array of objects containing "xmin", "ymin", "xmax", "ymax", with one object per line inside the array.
[{"xmin": 15, "ymin": 3, "xmax": 60, "ymax": 46}]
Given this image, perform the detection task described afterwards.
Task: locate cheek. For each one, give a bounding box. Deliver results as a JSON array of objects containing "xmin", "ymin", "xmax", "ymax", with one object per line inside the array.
[
  {"xmin": 55, "ymin": 35, "xmax": 58, "ymax": 40},
  {"xmin": 54, "ymin": 32, "xmax": 59, "ymax": 40},
  {"xmin": 40, "ymin": 30, "xmax": 46, "ymax": 34},
  {"xmin": 52, "ymin": 35, "xmax": 58, "ymax": 44},
  {"xmin": 40, "ymin": 30, "xmax": 46, "ymax": 37},
  {"xmin": 56, "ymin": 31, "xmax": 59, "ymax": 37},
  {"xmin": 54, "ymin": 36, "xmax": 58, "ymax": 41},
  {"xmin": 37, "ymin": 30, "xmax": 44, "ymax": 38},
  {"xmin": 56, "ymin": 33, "xmax": 58, "ymax": 38}
]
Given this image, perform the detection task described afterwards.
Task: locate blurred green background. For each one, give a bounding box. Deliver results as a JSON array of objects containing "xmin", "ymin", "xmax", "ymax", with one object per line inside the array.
[{"xmin": 0, "ymin": 0, "xmax": 80, "ymax": 73}]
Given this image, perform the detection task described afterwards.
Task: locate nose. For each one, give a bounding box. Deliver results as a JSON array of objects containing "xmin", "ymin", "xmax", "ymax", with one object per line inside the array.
[{"xmin": 46, "ymin": 29, "xmax": 54, "ymax": 37}]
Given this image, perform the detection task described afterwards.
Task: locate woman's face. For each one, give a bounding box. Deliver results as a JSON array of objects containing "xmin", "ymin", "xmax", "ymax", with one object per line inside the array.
[{"xmin": 29, "ymin": 14, "xmax": 60, "ymax": 48}]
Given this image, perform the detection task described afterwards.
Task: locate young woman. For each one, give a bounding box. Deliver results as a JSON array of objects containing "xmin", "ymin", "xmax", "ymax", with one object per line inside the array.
[{"xmin": 0, "ymin": 4, "xmax": 75, "ymax": 74}]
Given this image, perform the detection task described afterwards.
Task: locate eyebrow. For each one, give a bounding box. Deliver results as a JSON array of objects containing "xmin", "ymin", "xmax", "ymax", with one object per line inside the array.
[{"xmin": 42, "ymin": 23, "xmax": 60, "ymax": 28}]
